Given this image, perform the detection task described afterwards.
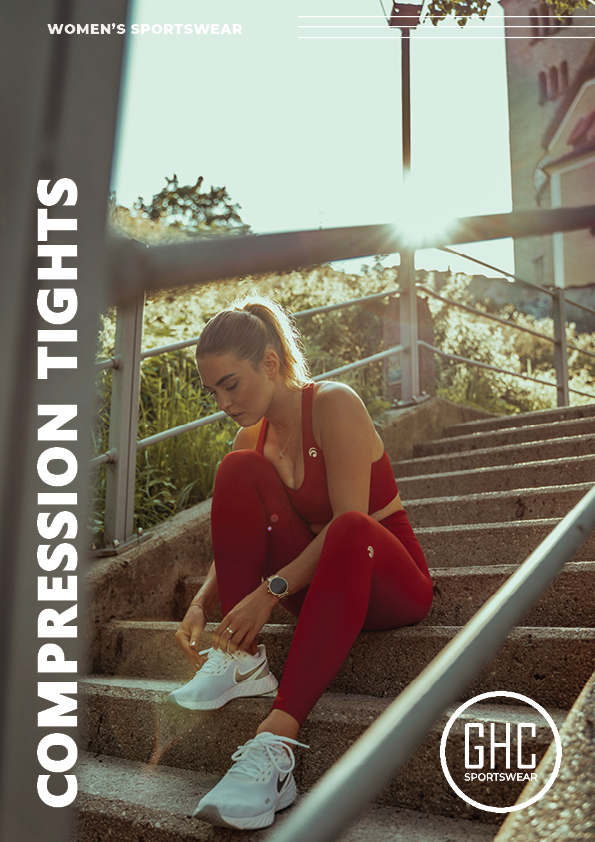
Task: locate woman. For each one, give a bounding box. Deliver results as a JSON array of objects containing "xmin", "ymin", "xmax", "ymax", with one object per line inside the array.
[{"xmin": 170, "ymin": 295, "xmax": 433, "ymax": 830}]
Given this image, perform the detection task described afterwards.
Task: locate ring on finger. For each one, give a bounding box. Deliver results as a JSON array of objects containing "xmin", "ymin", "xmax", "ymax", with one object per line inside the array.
[{"xmin": 226, "ymin": 627, "xmax": 234, "ymax": 636}]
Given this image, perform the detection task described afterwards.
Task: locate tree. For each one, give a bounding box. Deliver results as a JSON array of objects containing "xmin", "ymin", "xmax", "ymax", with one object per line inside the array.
[
  {"xmin": 133, "ymin": 173, "xmax": 250, "ymax": 235},
  {"xmin": 426, "ymin": 0, "xmax": 588, "ymax": 27},
  {"xmin": 109, "ymin": 174, "xmax": 251, "ymax": 245}
]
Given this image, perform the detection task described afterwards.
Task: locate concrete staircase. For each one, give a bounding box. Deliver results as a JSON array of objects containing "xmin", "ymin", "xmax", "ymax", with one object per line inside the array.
[{"xmin": 77, "ymin": 401, "xmax": 595, "ymax": 841}]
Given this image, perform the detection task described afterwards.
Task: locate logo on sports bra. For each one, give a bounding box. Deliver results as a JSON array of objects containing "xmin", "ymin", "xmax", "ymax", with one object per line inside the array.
[
  {"xmin": 308, "ymin": 447, "xmax": 318, "ymax": 458},
  {"xmin": 367, "ymin": 546, "xmax": 374, "ymax": 558}
]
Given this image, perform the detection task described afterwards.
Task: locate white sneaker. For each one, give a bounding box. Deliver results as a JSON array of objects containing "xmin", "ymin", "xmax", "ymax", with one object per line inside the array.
[
  {"xmin": 167, "ymin": 644, "xmax": 278, "ymax": 710},
  {"xmin": 193, "ymin": 731, "xmax": 308, "ymax": 829}
]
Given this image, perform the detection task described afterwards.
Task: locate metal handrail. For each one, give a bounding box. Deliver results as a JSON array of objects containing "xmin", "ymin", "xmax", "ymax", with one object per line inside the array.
[
  {"xmin": 137, "ymin": 411, "xmax": 227, "ymax": 451},
  {"xmin": 93, "ymin": 264, "xmax": 595, "ymax": 544},
  {"xmin": 106, "ymin": 205, "xmax": 595, "ymax": 305},
  {"xmin": 95, "ymin": 356, "xmax": 119, "ymax": 371},
  {"xmin": 89, "ymin": 450, "xmax": 116, "ymax": 469},
  {"xmin": 140, "ymin": 336, "xmax": 202, "ymax": 360},
  {"xmin": 93, "ymin": 208, "xmax": 595, "ymax": 546},
  {"xmin": 127, "ymin": 345, "xmax": 405, "ymax": 454},
  {"xmin": 438, "ymin": 244, "xmax": 556, "ymax": 297},
  {"xmin": 567, "ymin": 341, "xmax": 595, "ymax": 360},
  {"xmin": 294, "ymin": 288, "xmax": 400, "ymax": 319},
  {"xmin": 564, "ymin": 296, "xmax": 595, "ymax": 318},
  {"xmin": 98, "ymin": 286, "xmax": 402, "ymax": 368},
  {"xmin": 417, "ymin": 284, "xmax": 556, "ymax": 344},
  {"xmin": 439, "ymin": 243, "xmax": 595, "ymax": 318},
  {"xmin": 271, "ymin": 483, "xmax": 595, "ymax": 842},
  {"xmin": 418, "ymin": 340, "xmax": 595, "ymax": 400},
  {"xmin": 311, "ymin": 345, "xmax": 404, "ymax": 381}
]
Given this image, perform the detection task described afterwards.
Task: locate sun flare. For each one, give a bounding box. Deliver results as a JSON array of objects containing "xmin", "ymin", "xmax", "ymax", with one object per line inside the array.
[{"xmin": 393, "ymin": 178, "xmax": 457, "ymax": 249}]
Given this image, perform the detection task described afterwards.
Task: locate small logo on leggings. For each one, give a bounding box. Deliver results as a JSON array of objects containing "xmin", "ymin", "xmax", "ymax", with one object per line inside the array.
[
  {"xmin": 308, "ymin": 447, "xmax": 318, "ymax": 457},
  {"xmin": 367, "ymin": 546, "xmax": 374, "ymax": 557}
]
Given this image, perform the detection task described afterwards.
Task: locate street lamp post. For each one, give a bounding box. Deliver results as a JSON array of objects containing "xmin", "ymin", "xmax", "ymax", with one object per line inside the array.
[{"xmin": 389, "ymin": 2, "xmax": 423, "ymax": 403}]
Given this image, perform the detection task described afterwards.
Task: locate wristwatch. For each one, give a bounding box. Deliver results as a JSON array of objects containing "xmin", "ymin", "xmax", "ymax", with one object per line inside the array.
[{"xmin": 266, "ymin": 574, "xmax": 290, "ymax": 602}]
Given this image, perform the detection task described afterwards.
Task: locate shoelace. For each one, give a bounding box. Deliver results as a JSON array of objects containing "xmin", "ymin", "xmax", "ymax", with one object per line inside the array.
[
  {"xmin": 197, "ymin": 647, "xmax": 245, "ymax": 675},
  {"xmin": 227, "ymin": 733, "xmax": 309, "ymax": 782}
]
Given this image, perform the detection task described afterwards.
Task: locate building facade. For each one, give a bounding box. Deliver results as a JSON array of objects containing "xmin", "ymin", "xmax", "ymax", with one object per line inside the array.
[{"xmin": 500, "ymin": 0, "xmax": 595, "ymax": 292}]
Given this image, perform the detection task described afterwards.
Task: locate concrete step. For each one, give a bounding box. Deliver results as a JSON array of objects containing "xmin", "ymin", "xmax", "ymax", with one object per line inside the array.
[
  {"xmin": 406, "ymin": 483, "xmax": 592, "ymax": 527},
  {"xmin": 413, "ymin": 416, "xmax": 595, "ymax": 458},
  {"xmin": 175, "ymin": 561, "xmax": 595, "ymax": 630},
  {"xmin": 397, "ymin": 454, "xmax": 595, "ymax": 500},
  {"xmin": 76, "ymin": 750, "xmax": 502, "ymax": 840},
  {"xmin": 95, "ymin": 620, "xmax": 595, "ymax": 709},
  {"xmin": 416, "ymin": 517, "xmax": 595, "ymax": 568},
  {"xmin": 79, "ymin": 683, "xmax": 564, "ymax": 821},
  {"xmin": 442, "ymin": 403, "xmax": 595, "ymax": 439},
  {"xmin": 427, "ymin": 561, "xmax": 595, "ymax": 628},
  {"xmin": 397, "ymin": 433, "xmax": 595, "ymax": 478}
]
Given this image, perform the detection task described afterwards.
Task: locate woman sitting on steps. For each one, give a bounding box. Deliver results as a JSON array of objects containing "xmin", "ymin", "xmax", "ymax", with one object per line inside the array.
[{"xmin": 169, "ymin": 295, "xmax": 433, "ymax": 830}]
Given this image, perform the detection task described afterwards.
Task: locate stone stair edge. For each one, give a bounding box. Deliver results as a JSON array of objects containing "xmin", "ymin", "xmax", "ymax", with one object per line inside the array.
[
  {"xmin": 413, "ymin": 415, "xmax": 595, "ymax": 458},
  {"xmin": 181, "ymin": 559, "xmax": 594, "ymax": 583},
  {"xmin": 378, "ymin": 396, "xmax": 497, "ymax": 464},
  {"xmin": 416, "ymin": 517, "xmax": 562, "ymax": 534},
  {"xmin": 78, "ymin": 677, "xmax": 569, "ymax": 727},
  {"xmin": 405, "ymin": 482, "xmax": 593, "ymax": 506},
  {"xmin": 97, "ymin": 618, "xmax": 595, "ymax": 636},
  {"xmin": 174, "ymin": 560, "xmax": 595, "ymax": 630},
  {"xmin": 397, "ymin": 431, "xmax": 595, "ymax": 471},
  {"xmin": 76, "ymin": 751, "xmax": 502, "ymax": 842},
  {"xmin": 78, "ymin": 682, "xmax": 566, "ymax": 821},
  {"xmin": 93, "ymin": 620, "xmax": 595, "ymax": 708},
  {"xmin": 395, "ymin": 451, "xmax": 595, "ymax": 483},
  {"xmin": 441, "ymin": 402, "xmax": 595, "ymax": 437}
]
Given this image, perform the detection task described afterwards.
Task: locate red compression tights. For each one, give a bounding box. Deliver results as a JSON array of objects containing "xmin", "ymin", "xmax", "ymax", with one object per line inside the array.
[{"xmin": 211, "ymin": 449, "xmax": 433, "ymax": 726}]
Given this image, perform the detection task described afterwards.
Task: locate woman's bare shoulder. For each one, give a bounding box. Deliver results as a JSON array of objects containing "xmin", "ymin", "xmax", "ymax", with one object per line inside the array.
[
  {"xmin": 312, "ymin": 381, "xmax": 371, "ymax": 438},
  {"xmin": 313, "ymin": 380, "xmax": 366, "ymax": 411},
  {"xmin": 232, "ymin": 420, "xmax": 264, "ymax": 451}
]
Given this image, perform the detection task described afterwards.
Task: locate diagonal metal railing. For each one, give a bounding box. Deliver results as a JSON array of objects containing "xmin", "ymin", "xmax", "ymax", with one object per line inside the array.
[{"xmin": 269, "ymin": 482, "xmax": 595, "ymax": 842}]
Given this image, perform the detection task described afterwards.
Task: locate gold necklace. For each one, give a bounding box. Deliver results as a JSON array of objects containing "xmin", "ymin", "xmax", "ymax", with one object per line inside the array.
[{"xmin": 277, "ymin": 408, "xmax": 301, "ymax": 459}]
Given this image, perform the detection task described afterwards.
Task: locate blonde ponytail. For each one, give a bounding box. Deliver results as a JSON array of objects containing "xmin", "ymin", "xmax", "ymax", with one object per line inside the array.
[{"xmin": 196, "ymin": 295, "xmax": 312, "ymax": 389}]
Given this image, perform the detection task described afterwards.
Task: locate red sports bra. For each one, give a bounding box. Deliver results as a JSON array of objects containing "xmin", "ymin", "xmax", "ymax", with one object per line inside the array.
[{"xmin": 255, "ymin": 383, "xmax": 398, "ymax": 525}]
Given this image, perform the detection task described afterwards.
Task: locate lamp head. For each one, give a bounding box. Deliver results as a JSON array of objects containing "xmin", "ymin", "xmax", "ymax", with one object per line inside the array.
[{"xmin": 389, "ymin": 1, "xmax": 423, "ymax": 30}]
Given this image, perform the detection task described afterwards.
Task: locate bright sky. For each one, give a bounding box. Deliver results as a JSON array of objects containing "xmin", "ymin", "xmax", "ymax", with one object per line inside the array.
[{"xmin": 113, "ymin": 0, "xmax": 515, "ymax": 277}]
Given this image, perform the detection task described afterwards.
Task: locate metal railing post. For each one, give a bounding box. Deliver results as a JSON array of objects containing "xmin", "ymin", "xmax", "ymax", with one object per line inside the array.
[
  {"xmin": 552, "ymin": 287, "xmax": 570, "ymax": 407},
  {"xmin": 399, "ymin": 248, "xmax": 420, "ymax": 402},
  {"xmin": 104, "ymin": 292, "xmax": 145, "ymax": 545}
]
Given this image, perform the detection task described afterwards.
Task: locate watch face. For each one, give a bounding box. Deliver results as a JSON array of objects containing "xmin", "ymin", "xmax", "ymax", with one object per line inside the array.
[{"xmin": 270, "ymin": 576, "xmax": 287, "ymax": 596}]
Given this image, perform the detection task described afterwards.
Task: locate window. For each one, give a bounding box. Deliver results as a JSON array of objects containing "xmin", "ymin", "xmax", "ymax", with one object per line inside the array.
[
  {"xmin": 549, "ymin": 66, "xmax": 559, "ymax": 99},
  {"xmin": 530, "ymin": 4, "xmax": 571, "ymax": 41},
  {"xmin": 530, "ymin": 8, "xmax": 540, "ymax": 38},
  {"xmin": 561, "ymin": 61, "xmax": 569, "ymax": 91},
  {"xmin": 538, "ymin": 71, "xmax": 547, "ymax": 104},
  {"xmin": 540, "ymin": 3, "xmax": 551, "ymax": 35}
]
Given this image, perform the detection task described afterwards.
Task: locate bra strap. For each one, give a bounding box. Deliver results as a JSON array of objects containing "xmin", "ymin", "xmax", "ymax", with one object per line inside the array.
[
  {"xmin": 255, "ymin": 418, "xmax": 268, "ymax": 454},
  {"xmin": 301, "ymin": 383, "xmax": 315, "ymax": 448}
]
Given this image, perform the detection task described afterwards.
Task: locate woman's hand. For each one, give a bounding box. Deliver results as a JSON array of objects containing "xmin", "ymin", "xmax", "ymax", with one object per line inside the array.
[
  {"xmin": 212, "ymin": 584, "xmax": 278, "ymax": 655},
  {"xmin": 174, "ymin": 603, "xmax": 209, "ymax": 671}
]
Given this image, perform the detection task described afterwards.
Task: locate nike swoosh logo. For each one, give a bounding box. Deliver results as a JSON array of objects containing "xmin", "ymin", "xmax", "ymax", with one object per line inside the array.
[
  {"xmin": 234, "ymin": 662, "xmax": 266, "ymax": 683},
  {"xmin": 277, "ymin": 772, "xmax": 290, "ymax": 793}
]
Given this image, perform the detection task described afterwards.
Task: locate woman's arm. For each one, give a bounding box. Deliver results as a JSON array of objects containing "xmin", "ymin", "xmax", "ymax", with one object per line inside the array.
[
  {"xmin": 175, "ymin": 561, "xmax": 220, "ymax": 669},
  {"xmin": 174, "ymin": 420, "xmax": 264, "ymax": 664},
  {"xmin": 213, "ymin": 383, "xmax": 378, "ymax": 653}
]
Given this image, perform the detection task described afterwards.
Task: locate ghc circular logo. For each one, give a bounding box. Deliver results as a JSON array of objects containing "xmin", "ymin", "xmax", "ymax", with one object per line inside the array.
[{"xmin": 440, "ymin": 692, "xmax": 562, "ymax": 813}]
